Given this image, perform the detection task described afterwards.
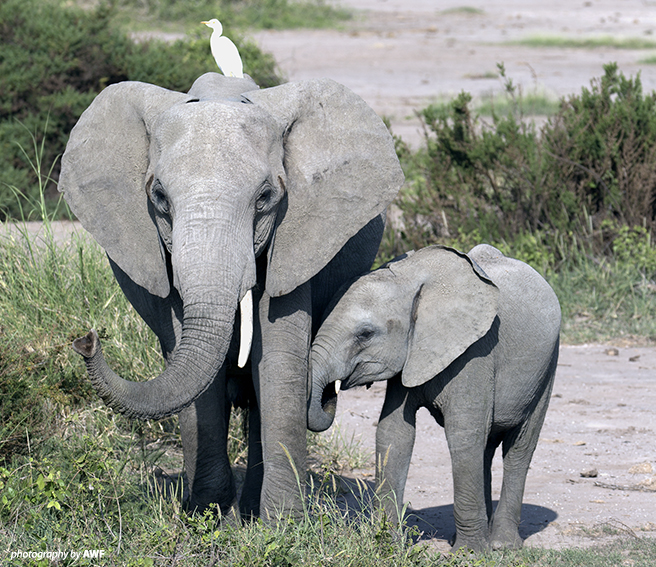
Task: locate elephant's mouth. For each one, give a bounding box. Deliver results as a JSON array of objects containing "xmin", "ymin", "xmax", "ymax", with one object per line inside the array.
[
  {"xmin": 320, "ymin": 376, "xmax": 378, "ymax": 416},
  {"xmin": 320, "ymin": 380, "xmax": 340, "ymax": 419}
]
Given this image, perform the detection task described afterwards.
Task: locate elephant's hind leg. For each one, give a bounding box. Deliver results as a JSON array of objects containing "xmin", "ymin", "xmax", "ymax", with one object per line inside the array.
[
  {"xmin": 490, "ymin": 372, "xmax": 555, "ymax": 549},
  {"xmin": 239, "ymin": 396, "xmax": 263, "ymax": 520},
  {"xmin": 484, "ymin": 434, "xmax": 502, "ymax": 526}
]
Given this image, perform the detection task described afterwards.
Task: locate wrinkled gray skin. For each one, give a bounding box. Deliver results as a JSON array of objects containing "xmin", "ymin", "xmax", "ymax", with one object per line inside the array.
[
  {"xmin": 58, "ymin": 73, "xmax": 403, "ymax": 520},
  {"xmin": 308, "ymin": 244, "xmax": 561, "ymax": 552}
]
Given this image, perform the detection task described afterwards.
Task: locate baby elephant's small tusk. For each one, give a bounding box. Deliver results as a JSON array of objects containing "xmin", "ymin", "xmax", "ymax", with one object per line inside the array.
[{"xmin": 334, "ymin": 380, "xmax": 341, "ymax": 394}]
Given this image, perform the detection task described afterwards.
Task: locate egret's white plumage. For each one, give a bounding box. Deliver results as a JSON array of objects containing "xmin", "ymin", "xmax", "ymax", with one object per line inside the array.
[{"xmin": 201, "ymin": 19, "xmax": 244, "ymax": 78}]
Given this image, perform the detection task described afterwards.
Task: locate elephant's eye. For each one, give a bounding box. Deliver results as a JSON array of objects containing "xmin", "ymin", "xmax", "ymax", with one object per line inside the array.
[
  {"xmin": 256, "ymin": 185, "xmax": 273, "ymax": 212},
  {"xmin": 356, "ymin": 326, "xmax": 375, "ymax": 344},
  {"xmin": 149, "ymin": 180, "xmax": 170, "ymax": 215}
]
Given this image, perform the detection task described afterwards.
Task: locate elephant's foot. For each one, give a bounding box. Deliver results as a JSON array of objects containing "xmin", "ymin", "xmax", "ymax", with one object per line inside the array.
[
  {"xmin": 239, "ymin": 489, "xmax": 261, "ymax": 522},
  {"xmin": 373, "ymin": 494, "xmax": 403, "ymax": 527},
  {"xmin": 183, "ymin": 473, "xmax": 240, "ymax": 524},
  {"xmin": 259, "ymin": 478, "xmax": 306, "ymax": 523},
  {"xmin": 450, "ymin": 532, "xmax": 491, "ymax": 553},
  {"xmin": 184, "ymin": 494, "xmax": 241, "ymax": 525},
  {"xmin": 490, "ymin": 519, "xmax": 523, "ymax": 550}
]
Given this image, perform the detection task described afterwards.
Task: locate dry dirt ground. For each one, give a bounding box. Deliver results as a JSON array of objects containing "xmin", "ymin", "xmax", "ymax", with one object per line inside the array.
[
  {"xmin": 253, "ymin": 0, "xmax": 656, "ymax": 551},
  {"xmin": 253, "ymin": 0, "xmax": 656, "ymax": 146}
]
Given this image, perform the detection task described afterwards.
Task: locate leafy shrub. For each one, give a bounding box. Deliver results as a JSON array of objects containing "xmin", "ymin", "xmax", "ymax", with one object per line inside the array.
[
  {"xmin": 384, "ymin": 63, "xmax": 656, "ymax": 273},
  {"xmin": 610, "ymin": 223, "xmax": 656, "ymax": 276},
  {"xmin": 544, "ymin": 63, "xmax": 656, "ymax": 234},
  {"xmin": 0, "ymin": 0, "xmax": 281, "ymax": 220}
]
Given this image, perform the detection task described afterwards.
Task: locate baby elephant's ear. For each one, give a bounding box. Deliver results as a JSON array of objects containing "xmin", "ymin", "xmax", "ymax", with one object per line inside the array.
[{"xmin": 402, "ymin": 246, "xmax": 499, "ymax": 388}]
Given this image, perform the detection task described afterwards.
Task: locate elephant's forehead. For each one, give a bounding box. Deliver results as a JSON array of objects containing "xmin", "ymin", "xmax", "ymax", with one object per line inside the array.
[
  {"xmin": 154, "ymin": 100, "xmax": 278, "ymax": 149},
  {"xmin": 347, "ymin": 276, "xmax": 395, "ymax": 308}
]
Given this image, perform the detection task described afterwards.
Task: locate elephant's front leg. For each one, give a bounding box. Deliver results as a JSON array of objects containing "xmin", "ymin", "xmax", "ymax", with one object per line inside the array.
[
  {"xmin": 252, "ymin": 281, "xmax": 312, "ymax": 520},
  {"xmin": 375, "ymin": 375, "xmax": 417, "ymax": 524},
  {"xmin": 179, "ymin": 367, "xmax": 238, "ymax": 519}
]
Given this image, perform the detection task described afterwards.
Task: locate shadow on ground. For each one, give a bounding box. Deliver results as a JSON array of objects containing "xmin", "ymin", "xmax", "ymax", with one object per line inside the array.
[{"xmin": 335, "ymin": 474, "xmax": 557, "ymax": 545}]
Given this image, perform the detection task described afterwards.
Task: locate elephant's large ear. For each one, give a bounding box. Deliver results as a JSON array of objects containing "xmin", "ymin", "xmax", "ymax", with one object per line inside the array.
[
  {"xmin": 243, "ymin": 79, "xmax": 404, "ymax": 297},
  {"xmin": 401, "ymin": 246, "xmax": 499, "ymax": 388},
  {"xmin": 59, "ymin": 82, "xmax": 192, "ymax": 297}
]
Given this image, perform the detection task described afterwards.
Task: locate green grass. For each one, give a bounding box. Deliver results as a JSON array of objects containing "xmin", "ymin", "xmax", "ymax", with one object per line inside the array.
[
  {"xmin": 106, "ymin": 0, "xmax": 352, "ymax": 33},
  {"xmin": 477, "ymin": 91, "xmax": 560, "ymax": 117},
  {"xmin": 440, "ymin": 7, "xmax": 485, "ymax": 16},
  {"xmin": 463, "ymin": 70, "xmax": 499, "ymax": 80},
  {"xmin": 549, "ymin": 257, "xmax": 656, "ymax": 344},
  {"xmin": 508, "ymin": 35, "xmax": 656, "ymax": 49},
  {"xmin": 417, "ymin": 91, "xmax": 559, "ymax": 122}
]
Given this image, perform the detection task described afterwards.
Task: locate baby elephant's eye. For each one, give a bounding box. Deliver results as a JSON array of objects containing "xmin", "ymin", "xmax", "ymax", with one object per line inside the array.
[{"xmin": 356, "ymin": 326, "xmax": 375, "ymax": 343}]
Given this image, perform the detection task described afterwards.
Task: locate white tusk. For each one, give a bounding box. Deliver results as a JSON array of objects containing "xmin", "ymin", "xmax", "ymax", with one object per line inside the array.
[
  {"xmin": 237, "ymin": 289, "xmax": 253, "ymax": 368},
  {"xmin": 334, "ymin": 380, "xmax": 341, "ymax": 394}
]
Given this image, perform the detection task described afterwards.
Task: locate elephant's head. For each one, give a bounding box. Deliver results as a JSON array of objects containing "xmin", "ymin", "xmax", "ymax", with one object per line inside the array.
[
  {"xmin": 308, "ymin": 246, "xmax": 499, "ymax": 432},
  {"xmin": 59, "ymin": 73, "xmax": 403, "ymax": 420}
]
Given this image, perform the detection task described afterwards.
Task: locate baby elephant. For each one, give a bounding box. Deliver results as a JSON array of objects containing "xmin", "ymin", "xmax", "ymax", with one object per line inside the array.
[{"xmin": 308, "ymin": 244, "xmax": 561, "ymax": 552}]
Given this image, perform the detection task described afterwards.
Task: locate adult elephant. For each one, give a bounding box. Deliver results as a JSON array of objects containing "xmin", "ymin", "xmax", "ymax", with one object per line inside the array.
[{"xmin": 58, "ymin": 72, "xmax": 403, "ymax": 520}]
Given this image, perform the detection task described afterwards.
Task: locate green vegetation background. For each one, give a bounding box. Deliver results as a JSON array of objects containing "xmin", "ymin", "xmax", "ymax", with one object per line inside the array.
[
  {"xmin": 2, "ymin": 1, "xmax": 656, "ymax": 564},
  {"xmin": 0, "ymin": 0, "xmax": 293, "ymax": 218}
]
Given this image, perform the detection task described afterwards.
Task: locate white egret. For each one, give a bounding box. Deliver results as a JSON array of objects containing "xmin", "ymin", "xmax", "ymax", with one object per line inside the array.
[{"xmin": 201, "ymin": 19, "xmax": 244, "ymax": 78}]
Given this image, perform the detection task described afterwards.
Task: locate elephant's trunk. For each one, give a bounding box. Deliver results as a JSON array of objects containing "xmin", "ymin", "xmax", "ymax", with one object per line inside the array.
[
  {"xmin": 307, "ymin": 343, "xmax": 340, "ymax": 432},
  {"xmin": 73, "ymin": 192, "xmax": 257, "ymax": 420},
  {"xmin": 73, "ymin": 299, "xmax": 236, "ymax": 420}
]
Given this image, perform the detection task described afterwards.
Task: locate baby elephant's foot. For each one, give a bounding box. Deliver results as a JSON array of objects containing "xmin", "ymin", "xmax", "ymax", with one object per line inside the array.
[{"xmin": 490, "ymin": 520, "xmax": 523, "ymax": 550}]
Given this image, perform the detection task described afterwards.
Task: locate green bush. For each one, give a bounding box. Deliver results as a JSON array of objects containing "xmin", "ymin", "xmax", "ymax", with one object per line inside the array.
[
  {"xmin": 385, "ymin": 63, "xmax": 656, "ymax": 274},
  {"xmin": 0, "ymin": 0, "xmax": 281, "ymax": 220},
  {"xmin": 544, "ymin": 63, "xmax": 656, "ymax": 235}
]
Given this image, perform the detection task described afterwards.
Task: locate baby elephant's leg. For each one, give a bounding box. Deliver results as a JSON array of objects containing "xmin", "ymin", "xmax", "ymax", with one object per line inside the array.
[
  {"xmin": 491, "ymin": 377, "xmax": 554, "ymax": 549},
  {"xmin": 375, "ymin": 375, "xmax": 417, "ymax": 524},
  {"xmin": 444, "ymin": 419, "xmax": 491, "ymax": 552}
]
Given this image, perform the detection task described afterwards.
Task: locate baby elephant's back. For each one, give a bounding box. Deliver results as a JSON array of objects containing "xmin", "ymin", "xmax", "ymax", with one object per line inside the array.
[{"xmin": 468, "ymin": 244, "xmax": 561, "ymax": 423}]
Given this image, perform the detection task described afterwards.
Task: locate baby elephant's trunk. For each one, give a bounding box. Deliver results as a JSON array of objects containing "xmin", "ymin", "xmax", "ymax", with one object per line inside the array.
[{"xmin": 307, "ymin": 348, "xmax": 339, "ymax": 432}]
